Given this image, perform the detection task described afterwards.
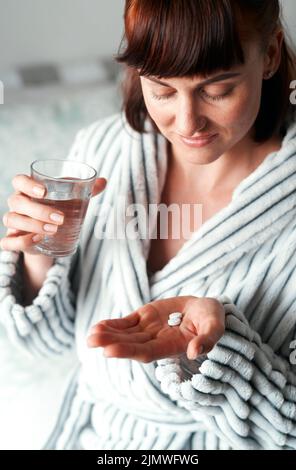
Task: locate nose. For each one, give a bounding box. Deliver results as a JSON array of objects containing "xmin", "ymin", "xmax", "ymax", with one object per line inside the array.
[{"xmin": 175, "ymin": 98, "xmax": 207, "ymax": 137}]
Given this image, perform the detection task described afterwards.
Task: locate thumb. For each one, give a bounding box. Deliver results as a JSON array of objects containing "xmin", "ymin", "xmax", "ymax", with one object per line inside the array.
[
  {"xmin": 91, "ymin": 178, "xmax": 107, "ymax": 197},
  {"xmin": 186, "ymin": 323, "xmax": 224, "ymax": 360},
  {"xmin": 186, "ymin": 336, "xmax": 205, "ymax": 360}
]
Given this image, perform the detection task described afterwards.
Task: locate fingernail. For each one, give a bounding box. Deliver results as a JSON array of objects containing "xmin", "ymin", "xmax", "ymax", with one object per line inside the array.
[
  {"xmin": 32, "ymin": 234, "xmax": 43, "ymax": 243},
  {"xmin": 49, "ymin": 213, "xmax": 64, "ymax": 224},
  {"xmin": 103, "ymin": 350, "xmax": 112, "ymax": 358},
  {"xmin": 43, "ymin": 224, "xmax": 58, "ymax": 232},
  {"xmin": 198, "ymin": 345, "xmax": 204, "ymax": 355},
  {"xmin": 33, "ymin": 186, "xmax": 45, "ymax": 197}
]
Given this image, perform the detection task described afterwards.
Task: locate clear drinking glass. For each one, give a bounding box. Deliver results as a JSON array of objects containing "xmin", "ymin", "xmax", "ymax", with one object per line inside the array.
[{"xmin": 31, "ymin": 159, "xmax": 97, "ymax": 257}]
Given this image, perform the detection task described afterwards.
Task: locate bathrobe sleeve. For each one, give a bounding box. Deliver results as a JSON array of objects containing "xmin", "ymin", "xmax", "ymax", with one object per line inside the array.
[
  {"xmin": 0, "ymin": 113, "xmax": 123, "ymax": 359},
  {"xmin": 155, "ymin": 295, "xmax": 296, "ymax": 450},
  {"xmin": 0, "ymin": 128, "xmax": 87, "ymax": 358},
  {"xmin": 0, "ymin": 248, "xmax": 79, "ymax": 358}
]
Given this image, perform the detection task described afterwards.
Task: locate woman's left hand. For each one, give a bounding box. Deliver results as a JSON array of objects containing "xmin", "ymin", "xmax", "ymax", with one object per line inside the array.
[{"xmin": 87, "ymin": 296, "xmax": 225, "ymax": 363}]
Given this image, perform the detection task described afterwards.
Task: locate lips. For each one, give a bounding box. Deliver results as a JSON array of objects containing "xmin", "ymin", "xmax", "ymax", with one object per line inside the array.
[
  {"xmin": 180, "ymin": 133, "xmax": 216, "ymax": 141},
  {"xmin": 179, "ymin": 133, "xmax": 218, "ymax": 147}
]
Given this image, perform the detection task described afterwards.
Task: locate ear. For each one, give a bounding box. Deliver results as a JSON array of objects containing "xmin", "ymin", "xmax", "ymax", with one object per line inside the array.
[{"xmin": 263, "ymin": 29, "xmax": 284, "ymax": 76}]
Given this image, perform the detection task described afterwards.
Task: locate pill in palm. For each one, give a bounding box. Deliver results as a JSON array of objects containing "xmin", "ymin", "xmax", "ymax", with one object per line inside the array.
[
  {"xmin": 169, "ymin": 312, "xmax": 182, "ymax": 319},
  {"xmin": 168, "ymin": 317, "xmax": 182, "ymax": 327}
]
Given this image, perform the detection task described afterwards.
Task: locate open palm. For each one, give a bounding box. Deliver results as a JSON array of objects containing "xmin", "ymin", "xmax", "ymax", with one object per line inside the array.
[{"xmin": 87, "ymin": 296, "xmax": 225, "ymax": 363}]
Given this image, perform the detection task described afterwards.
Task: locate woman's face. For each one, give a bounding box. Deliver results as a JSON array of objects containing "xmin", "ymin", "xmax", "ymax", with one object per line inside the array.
[{"xmin": 139, "ymin": 42, "xmax": 270, "ymax": 165}]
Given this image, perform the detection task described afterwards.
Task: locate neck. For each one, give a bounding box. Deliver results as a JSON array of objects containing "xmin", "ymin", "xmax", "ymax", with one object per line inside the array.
[{"xmin": 168, "ymin": 133, "xmax": 281, "ymax": 195}]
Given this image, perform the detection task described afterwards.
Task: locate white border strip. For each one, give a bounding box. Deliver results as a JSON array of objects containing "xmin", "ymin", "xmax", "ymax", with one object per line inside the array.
[{"xmin": 0, "ymin": 80, "xmax": 3, "ymax": 104}]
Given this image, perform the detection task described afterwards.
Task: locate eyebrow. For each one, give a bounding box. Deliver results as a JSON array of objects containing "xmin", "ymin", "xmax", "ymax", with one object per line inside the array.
[{"xmin": 146, "ymin": 72, "xmax": 241, "ymax": 88}]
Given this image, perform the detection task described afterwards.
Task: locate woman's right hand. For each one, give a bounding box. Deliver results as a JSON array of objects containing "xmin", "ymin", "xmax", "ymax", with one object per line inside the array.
[{"xmin": 0, "ymin": 174, "xmax": 107, "ymax": 254}]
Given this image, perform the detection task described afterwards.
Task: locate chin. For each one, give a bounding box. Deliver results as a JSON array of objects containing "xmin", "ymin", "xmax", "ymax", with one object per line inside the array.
[
  {"xmin": 175, "ymin": 141, "xmax": 223, "ymax": 165},
  {"xmin": 185, "ymin": 153, "xmax": 222, "ymax": 165}
]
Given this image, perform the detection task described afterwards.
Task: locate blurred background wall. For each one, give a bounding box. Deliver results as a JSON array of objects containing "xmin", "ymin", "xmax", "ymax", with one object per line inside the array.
[
  {"xmin": 282, "ymin": 0, "xmax": 296, "ymax": 41},
  {"xmin": 0, "ymin": 1, "xmax": 125, "ymax": 240},
  {"xmin": 0, "ymin": 0, "xmax": 295, "ymax": 71},
  {"xmin": 0, "ymin": 0, "xmax": 124, "ymax": 69}
]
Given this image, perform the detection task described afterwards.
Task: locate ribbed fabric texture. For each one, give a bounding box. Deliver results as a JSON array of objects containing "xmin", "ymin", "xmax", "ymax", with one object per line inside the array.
[{"xmin": 0, "ymin": 113, "xmax": 296, "ymax": 450}]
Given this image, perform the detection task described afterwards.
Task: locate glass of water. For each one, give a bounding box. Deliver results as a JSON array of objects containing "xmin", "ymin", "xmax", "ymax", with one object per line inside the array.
[{"xmin": 31, "ymin": 159, "xmax": 97, "ymax": 257}]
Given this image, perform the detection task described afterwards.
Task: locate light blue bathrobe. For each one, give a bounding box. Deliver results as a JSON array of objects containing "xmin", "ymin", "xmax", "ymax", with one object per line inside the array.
[{"xmin": 0, "ymin": 113, "xmax": 296, "ymax": 449}]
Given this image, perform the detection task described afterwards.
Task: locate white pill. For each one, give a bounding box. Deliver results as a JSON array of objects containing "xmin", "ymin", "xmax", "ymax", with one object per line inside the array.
[
  {"xmin": 169, "ymin": 312, "xmax": 182, "ymax": 319},
  {"xmin": 168, "ymin": 318, "xmax": 182, "ymax": 327}
]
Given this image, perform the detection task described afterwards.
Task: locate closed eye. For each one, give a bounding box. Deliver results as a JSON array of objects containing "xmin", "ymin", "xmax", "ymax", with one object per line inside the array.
[
  {"xmin": 151, "ymin": 87, "xmax": 234, "ymax": 102},
  {"xmin": 200, "ymin": 88, "xmax": 234, "ymax": 102},
  {"xmin": 151, "ymin": 92, "xmax": 173, "ymax": 101}
]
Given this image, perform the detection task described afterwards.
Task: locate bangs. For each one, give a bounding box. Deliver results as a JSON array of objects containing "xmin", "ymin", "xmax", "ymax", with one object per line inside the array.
[{"xmin": 116, "ymin": 0, "xmax": 247, "ymax": 78}]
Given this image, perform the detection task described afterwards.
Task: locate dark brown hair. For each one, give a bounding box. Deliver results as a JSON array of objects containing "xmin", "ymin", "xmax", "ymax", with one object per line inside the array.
[{"xmin": 115, "ymin": 0, "xmax": 296, "ymax": 142}]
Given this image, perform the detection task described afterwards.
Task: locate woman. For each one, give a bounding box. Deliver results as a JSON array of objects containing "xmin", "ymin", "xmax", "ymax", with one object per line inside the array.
[{"xmin": 0, "ymin": 0, "xmax": 296, "ymax": 450}]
